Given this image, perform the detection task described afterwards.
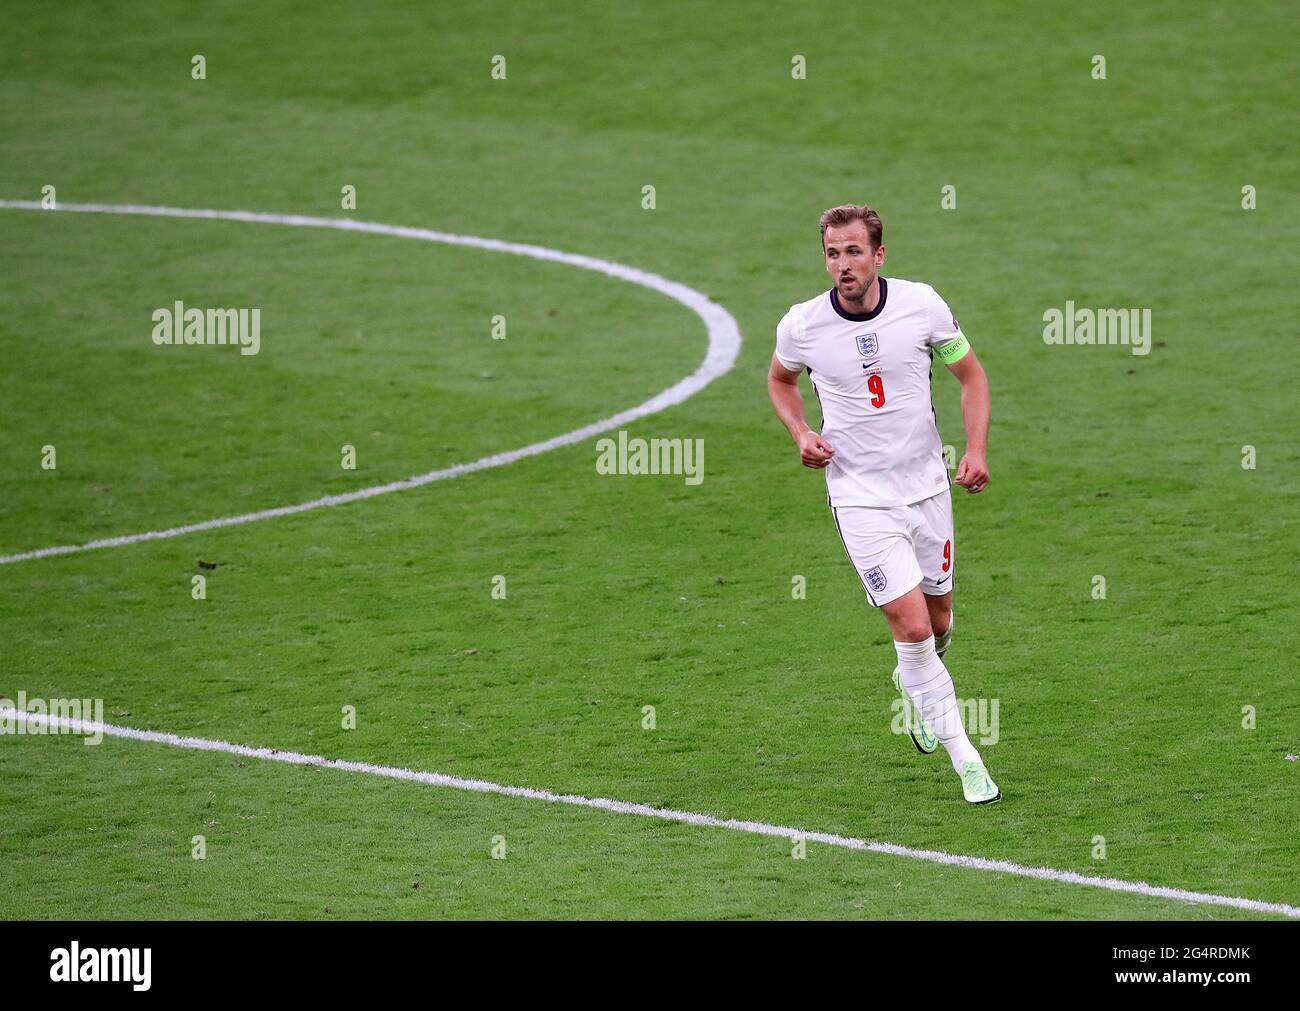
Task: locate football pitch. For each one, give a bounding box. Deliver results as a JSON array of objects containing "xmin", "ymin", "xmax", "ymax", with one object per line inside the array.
[{"xmin": 1, "ymin": 1, "xmax": 1297, "ymax": 920}]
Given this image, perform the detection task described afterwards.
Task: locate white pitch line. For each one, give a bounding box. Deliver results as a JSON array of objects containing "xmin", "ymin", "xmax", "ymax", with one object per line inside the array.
[
  {"xmin": 0, "ymin": 200, "xmax": 742, "ymax": 565},
  {"xmin": 4, "ymin": 706, "xmax": 1296, "ymax": 920}
]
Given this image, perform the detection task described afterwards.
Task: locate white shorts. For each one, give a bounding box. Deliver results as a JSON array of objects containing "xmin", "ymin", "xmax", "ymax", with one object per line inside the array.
[{"xmin": 830, "ymin": 491, "xmax": 954, "ymax": 607}]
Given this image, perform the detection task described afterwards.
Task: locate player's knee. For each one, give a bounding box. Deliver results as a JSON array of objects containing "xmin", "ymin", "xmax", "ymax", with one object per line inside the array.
[{"xmin": 894, "ymin": 620, "xmax": 934, "ymax": 644}]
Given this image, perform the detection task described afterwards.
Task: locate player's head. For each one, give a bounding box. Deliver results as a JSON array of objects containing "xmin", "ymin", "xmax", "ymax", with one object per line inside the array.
[{"xmin": 820, "ymin": 204, "xmax": 886, "ymax": 302}]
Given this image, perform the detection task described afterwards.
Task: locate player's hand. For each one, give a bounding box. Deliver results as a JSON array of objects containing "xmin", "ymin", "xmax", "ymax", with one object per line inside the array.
[
  {"xmin": 796, "ymin": 431, "xmax": 835, "ymax": 469},
  {"xmin": 954, "ymin": 452, "xmax": 989, "ymax": 493}
]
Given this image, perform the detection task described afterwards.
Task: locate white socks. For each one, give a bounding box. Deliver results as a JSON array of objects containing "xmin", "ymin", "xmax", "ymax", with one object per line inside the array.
[{"xmin": 894, "ymin": 635, "xmax": 980, "ymax": 774}]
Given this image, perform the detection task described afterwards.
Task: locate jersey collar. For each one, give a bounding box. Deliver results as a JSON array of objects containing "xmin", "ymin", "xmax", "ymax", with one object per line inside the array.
[{"xmin": 829, "ymin": 276, "xmax": 888, "ymax": 321}]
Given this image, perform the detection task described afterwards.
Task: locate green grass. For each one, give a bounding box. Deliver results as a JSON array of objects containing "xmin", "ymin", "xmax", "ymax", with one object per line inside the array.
[
  {"xmin": 2, "ymin": 732, "xmax": 1276, "ymax": 920},
  {"xmin": 0, "ymin": 0, "xmax": 1297, "ymax": 920}
]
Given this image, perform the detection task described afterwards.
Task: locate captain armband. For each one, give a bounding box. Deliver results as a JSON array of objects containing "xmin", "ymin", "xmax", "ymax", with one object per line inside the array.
[{"xmin": 933, "ymin": 332, "xmax": 970, "ymax": 365}]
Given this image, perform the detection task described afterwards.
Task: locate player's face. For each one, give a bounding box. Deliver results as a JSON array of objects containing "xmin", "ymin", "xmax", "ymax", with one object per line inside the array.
[{"xmin": 823, "ymin": 222, "xmax": 885, "ymax": 303}]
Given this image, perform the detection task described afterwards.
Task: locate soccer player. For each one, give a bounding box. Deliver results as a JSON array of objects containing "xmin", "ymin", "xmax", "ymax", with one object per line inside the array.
[{"xmin": 767, "ymin": 204, "xmax": 1001, "ymax": 805}]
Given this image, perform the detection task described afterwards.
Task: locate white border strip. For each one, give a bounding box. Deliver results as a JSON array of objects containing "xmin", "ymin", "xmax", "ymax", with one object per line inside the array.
[
  {"xmin": 4, "ymin": 706, "xmax": 1296, "ymax": 919},
  {"xmin": 0, "ymin": 200, "xmax": 742, "ymax": 565}
]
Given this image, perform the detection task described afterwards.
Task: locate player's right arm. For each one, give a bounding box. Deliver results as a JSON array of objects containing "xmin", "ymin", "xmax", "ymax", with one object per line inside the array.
[{"xmin": 767, "ymin": 353, "xmax": 835, "ymax": 469}]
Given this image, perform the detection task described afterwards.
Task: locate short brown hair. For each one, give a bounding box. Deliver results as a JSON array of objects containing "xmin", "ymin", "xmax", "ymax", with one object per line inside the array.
[{"xmin": 819, "ymin": 204, "xmax": 883, "ymax": 250}]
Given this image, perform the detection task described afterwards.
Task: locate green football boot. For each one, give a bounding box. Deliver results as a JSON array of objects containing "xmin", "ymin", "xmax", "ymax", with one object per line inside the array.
[
  {"xmin": 960, "ymin": 761, "xmax": 1002, "ymax": 805},
  {"xmin": 892, "ymin": 666, "xmax": 938, "ymax": 755}
]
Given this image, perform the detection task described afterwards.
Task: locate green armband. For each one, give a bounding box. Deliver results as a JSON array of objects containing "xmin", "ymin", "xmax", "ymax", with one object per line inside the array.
[{"xmin": 933, "ymin": 332, "xmax": 970, "ymax": 365}]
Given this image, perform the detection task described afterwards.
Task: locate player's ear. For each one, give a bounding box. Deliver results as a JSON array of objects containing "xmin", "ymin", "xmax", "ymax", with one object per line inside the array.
[{"xmin": 875, "ymin": 244, "xmax": 886, "ymax": 265}]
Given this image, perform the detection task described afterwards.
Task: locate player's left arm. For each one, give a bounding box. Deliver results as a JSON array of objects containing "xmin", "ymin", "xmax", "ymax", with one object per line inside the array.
[{"xmin": 945, "ymin": 350, "xmax": 990, "ymax": 494}]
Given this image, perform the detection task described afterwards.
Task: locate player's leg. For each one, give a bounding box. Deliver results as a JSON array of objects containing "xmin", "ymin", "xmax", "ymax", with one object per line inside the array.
[
  {"xmin": 829, "ymin": 506, "xmax": 938, "ymax": 754},
  {"xmin": 832, "ymin": 505, "xmax": 998, "ymax": 801},
  {"xmin": 885, "ymin": 588, "xmax": 998, "ymax": 803},
  {"xmin": 924, "ymin": 591, "xmax": 953, "ymax": 661},
  {"xmin": 904, "ymin": 493, "xmax": 1000, "ymax": 803},
  {"xmin": 879, "ymin": 585, "xmax": 943, "ymax": 755},
  {"xmin": 880, "ymin": 586, "xmax": 985, "ymax": 777}
]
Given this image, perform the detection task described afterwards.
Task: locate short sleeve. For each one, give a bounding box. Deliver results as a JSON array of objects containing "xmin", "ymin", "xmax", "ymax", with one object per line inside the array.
[
  {"xmin": 924, "ymin": 285, "xmax": 971, "ymax": 365},
  {"xmin": 774, "ymin": 308, "xmax": 805, "ymax": 374}
]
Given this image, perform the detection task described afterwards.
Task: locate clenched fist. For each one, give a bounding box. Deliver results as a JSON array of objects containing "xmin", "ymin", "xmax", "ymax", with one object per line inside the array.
[
  {"xmin": 797, "ymin": 430, "xmax": 836, "ymax": 470},
  {"xmin": 954, "ymin": 452, "xmax": 989, "ymax": 493}
]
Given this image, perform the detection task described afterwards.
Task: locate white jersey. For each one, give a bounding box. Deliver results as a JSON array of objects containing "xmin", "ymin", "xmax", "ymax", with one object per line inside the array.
[{"xmin": 775, "ymin": 276, "xmax": 969, "ymax": 508}]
